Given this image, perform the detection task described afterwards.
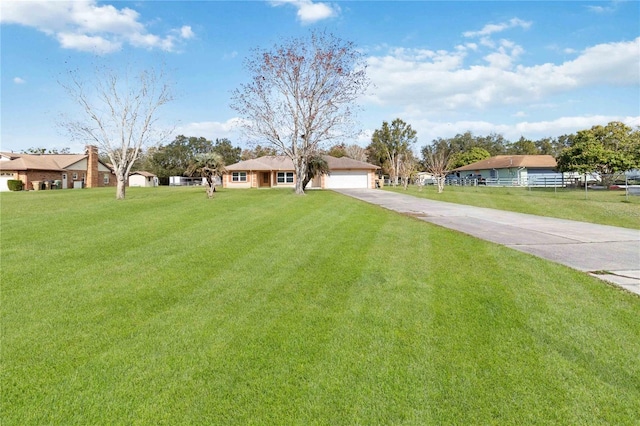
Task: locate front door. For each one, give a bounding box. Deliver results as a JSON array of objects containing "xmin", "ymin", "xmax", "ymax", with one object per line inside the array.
[
  {"xmin": 260, "ymin": 172, "xmax": 270, "ymax": 187},
  {"xmin": 62, "ymin": 173, "xmax": 68, "ymax": 189}
]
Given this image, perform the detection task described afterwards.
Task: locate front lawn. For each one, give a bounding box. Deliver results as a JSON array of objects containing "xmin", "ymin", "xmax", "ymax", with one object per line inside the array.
[
  {"xmin": 385, "ymin": 184, "xmax": 640, "ymax": 229},
  {"xmin": 2, "ymin": 187, "xmax": 639, "ymax": 424}
]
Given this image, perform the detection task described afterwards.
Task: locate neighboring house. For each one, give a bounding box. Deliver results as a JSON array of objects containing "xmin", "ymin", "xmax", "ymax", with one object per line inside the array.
[
  {"xmin": 224, "ymin": 155, "xmax": 380, "ymax": 189},
  {"xmin": 129, "ymin": 171, "xmax": 159, "ymax": 187},
  {"xmin": 452, "ymin": 155, "xmax": 559, "ymax": 186},
  {"xmin": 416, "ymin": 171, "xmax": 435, "ymax": 185},
  {"xmin": 0, "ymin": 145, "xmax": 115, "ymax": 191}
]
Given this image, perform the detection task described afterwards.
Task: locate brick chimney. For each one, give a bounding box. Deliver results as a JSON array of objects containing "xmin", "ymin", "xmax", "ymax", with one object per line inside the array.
[{"xmin": 86, "ymin": 145, "xmax": 99, "ymax": 188}]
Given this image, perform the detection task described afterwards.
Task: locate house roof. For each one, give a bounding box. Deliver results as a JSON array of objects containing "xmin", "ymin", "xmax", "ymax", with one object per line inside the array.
[
  {"xmin": 0, "ymin": 151, "xmax": 112, "ymax": 172},
  {"xmin": 225, "ymin": 155, "xmax": 379, "ymax": 172},
  {"xmin": 0, "ymin": 152, "xmax": 86, "ymax": 172},
  {"xmin": 454, "ymin": 155, "xmax": 557, "ymax": 171},
  {"xmin": 130, "ymin": 171, "xmax": 157, "ymax": 177},
  {"xmin": 226, "ymin": 156, "xmax": 294, "ymax": 171}
]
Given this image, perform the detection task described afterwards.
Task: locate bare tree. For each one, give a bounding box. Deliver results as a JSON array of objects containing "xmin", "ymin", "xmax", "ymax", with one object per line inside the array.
[
  {"xmin": 398, "ymin": 150, "xmax": 419, "ymax": 190},
  {"xmin": 422, "ymin": 142, "xmax": 454, "ymax": 193},
  {"xmin": 231, "ymin": 31, "xmax": 369, "ymax": 195},
  {"xmin": 344, "ymin": 144, "xmax": 368, "ymax": 162},
  {"xmin": 60, "ymin": 65, "xmax": 173, "ymax": 199}
]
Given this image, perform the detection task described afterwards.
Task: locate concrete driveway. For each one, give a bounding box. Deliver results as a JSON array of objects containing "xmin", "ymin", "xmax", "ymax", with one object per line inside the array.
[{"xmin": 334, "ymin": 189, "xmax": 640, "ymax": 295}]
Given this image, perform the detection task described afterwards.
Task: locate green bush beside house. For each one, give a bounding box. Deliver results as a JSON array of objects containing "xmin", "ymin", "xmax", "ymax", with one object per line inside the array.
[{"xmin": 7, "ymin": 180, "xmax": 23, "ymax": 191}]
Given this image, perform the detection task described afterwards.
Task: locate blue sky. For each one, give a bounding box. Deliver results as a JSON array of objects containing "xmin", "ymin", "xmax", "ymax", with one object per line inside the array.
[{"xmin": 1, "ymin": 1, "xmax": 639, "ymax": 154}]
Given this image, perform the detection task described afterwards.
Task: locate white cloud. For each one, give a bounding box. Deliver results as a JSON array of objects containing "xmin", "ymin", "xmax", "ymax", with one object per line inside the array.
[
  {"xmin": 13, "ymin": 77, "xmax": 26, "ymax": 84},
  {"xmin": 365, "ymin": 37, "xmax": 640, "ymax": 112},
  {"xmin": 223, "ymin": 51, "xmax": 238, "ymax": 60},
  {"xmin": 587, "ymin": 4, "xmax": 617, "ymax": 14},
  {"xmin": 269, "ymin": 0, "xmax": 339, "ymax": 24},
  {"xmin": 483, "ymin": 40, "xmax": 524, "ymax": 69},
  {"xmin": 57, "ymin": 32, "xmax": 121, "ymax": 54},
  {"xmin": 174, "ymin": 118, "xmax": 246, "ymax": 140},
  {"xmin": 556, "ymin": 37, "xmax": 640, "ymax": 85},
  {"xmin": 0, "ymin": 0, "xmax": 193, "ymax": 54},
  {"xmin": 463, "ymin": 17, "xmax": 532, "ymax": 38},
  {"xmin": 180, "ymin": 25, "xmax": 194, "ymax": 40},
  {"xmin": 401, "ymin": 115, "xmax": 640, "ymax": 146}
]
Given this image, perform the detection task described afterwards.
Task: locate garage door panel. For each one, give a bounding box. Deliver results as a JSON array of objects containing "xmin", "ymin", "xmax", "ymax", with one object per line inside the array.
[
  {"xmin": 0, "ymin": 177, "xmax": 12, "ymax": 192},
  {"xmin": 325, "ymin": 171, "xmax": 368, "ymax": 189}
]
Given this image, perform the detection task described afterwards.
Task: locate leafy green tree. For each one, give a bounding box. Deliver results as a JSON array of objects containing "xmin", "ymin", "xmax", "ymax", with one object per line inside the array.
[
  {"xmin": 444, "ymin": 131, "xmax": 476, "ymax": 153},
  {"xmin": 475, "ymin": 133, "xmax": 508, "ymax": 156},
  {"xmin": 532, "ymin": 135, "xmax": 574, "ymax": 157},
  {"xmin": 368, "ymin": 118, "xmax": 417, "ymax": 186},
  {"xmin": 326, "ymin": 143, "xmax": 347, "ymax": 158},
  {"xmin": 240, "ymin": 144, "xmax": 279, "ymax": 160},
  {"xmin": 211, "ymin": 138, "xmax": 241, "ymax": 166},
  {"xmin": 425, "ymin": 132, "xmax": 507, "ymax": 167},
  {"xmin": 449, "ymin": 147, "xmax": 491, "ymax": 168},
  {"xmin": 185, "ymin": 152, "xmax": 227, "ymax": 198},
  {"xmin": 147, "ymin": 135, "xmax": 214, "ymax": 179},
  {"xmin": 23, "ymin": 147, "xmax": 71, "ymax": 154},
  {"xmin": 507, "ymin": 137, "xmax": 539, "ymax": 155},
  {"xmin": 534, "ymin": 138, "xmax": 554, "ymax": 156},
  {"xmin": 445, "ymin": 131, "xmax": 507, "ymax": 156},
  {"xmin": 557, "ymin": 121, "xmax": 640, "ymax": 185}
]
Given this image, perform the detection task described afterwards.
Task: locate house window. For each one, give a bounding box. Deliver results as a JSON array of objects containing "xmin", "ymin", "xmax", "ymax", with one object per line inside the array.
[
  {"xmin": 232, "ymin": 172, "xmax": 247, "ymax": 182},
  {"xmin": 72, "ymin": 172, "xmax": 78, "ymax": 180},
  {"xmin": 103, "ymin": 174, "xmax": 109, "ymax": 184},
  {"xmin": 277, "ymin": 172, "xmax": 294, "ymax": 183}
]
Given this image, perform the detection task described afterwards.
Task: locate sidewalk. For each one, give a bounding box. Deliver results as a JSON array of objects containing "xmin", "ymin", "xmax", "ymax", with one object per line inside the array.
[{"xmin": 334, "ymin": 189, "xmax": 640, "ymax": 296}]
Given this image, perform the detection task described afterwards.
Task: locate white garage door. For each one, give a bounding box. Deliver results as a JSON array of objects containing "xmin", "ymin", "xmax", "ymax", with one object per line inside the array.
[
  {"xmin": 325, "ymin": 171, "xmax": 369, "ymax": 189},
  {"xmin": 0, "ymin": 176, "xmax": 12, "ymax": 192}
]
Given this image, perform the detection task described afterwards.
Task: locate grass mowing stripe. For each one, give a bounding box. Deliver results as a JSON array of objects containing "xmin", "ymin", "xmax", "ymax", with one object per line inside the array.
[{"xmin": 2, "ymin": 188, "xmax": 639, "ymax": 424}]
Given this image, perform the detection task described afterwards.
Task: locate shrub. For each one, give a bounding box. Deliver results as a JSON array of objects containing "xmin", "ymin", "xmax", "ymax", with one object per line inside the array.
[{"xmin": 7, "ymin": 180, "xmax": 23, "ymax": 191}]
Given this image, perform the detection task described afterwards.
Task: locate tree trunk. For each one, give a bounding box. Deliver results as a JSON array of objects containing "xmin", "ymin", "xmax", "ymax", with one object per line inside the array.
[
  {"xmin": 205, "ymin": 176, "xmax": 215, "ymax": 198},
  {"xmin": 294, "ymin": 156, "xmax": 307, "ymax": 195},
  {"xmin": 116, "ymin": 170, "xmax": 127, "ymax": 200},
  {"xmin": 436, "ymin": 177, "xmax": 445, "ymax": 193}
]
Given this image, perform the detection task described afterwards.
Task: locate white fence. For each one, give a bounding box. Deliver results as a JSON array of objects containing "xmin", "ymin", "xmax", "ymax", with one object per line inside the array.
[{"xmin": 443, "ymin": 176, "xmax": 578, "ymax": 188}]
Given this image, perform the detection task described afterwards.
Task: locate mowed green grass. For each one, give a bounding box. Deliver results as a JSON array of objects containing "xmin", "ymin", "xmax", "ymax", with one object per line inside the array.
[
  {"xmin": 2, "ymin": 187, "xmax": 639, "ymax": 424},
  {"xmin": 385, "ymin": 185, "xmax": 640, "ymax": 229}
]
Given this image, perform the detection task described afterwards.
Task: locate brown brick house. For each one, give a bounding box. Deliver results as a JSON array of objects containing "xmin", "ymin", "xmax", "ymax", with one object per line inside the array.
[{"xmin": 0, "ymin": 145, "xmax": 116, "ymax": 191}]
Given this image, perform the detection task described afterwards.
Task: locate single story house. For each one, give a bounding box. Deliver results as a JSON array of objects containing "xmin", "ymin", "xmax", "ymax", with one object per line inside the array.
[
  {"xmin": 0, "ymin": 145, "xmax": 115, "ymax": 191},
  {"xmin": 223, "ymin": 155, "xmax": 380, "ymax": 189},
  {"xmin": 452, "ymin": 155, "xmax": 559, "ymax": 186},
  {"xmin": 129, "ymin": 171, "xmax": 159, "ymax": 187}
]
